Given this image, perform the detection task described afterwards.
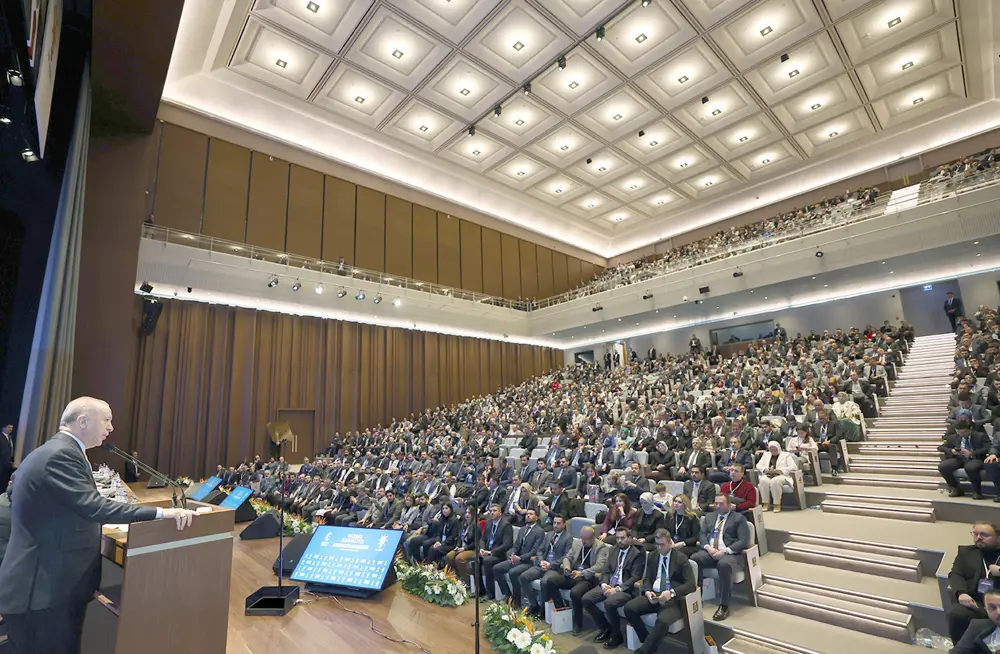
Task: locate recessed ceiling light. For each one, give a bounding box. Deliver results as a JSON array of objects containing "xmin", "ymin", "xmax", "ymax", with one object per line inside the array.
[
  {"xmin": 512, "ymin": 41, "xmax": 525, "ymax": 51},
  {"xmin": 977, "ymin": 253, "xmax": 982, "ymax": 257},
  {"xmin": 902, "ymin": 61, "xmax": 914, "ymax": 70},
  {"xmin": 516, "ymin": 170, "xmax": 525, "ymax": 176},
  {"xmin": 419, "ymin": 125, "xmax": 428, "ymax": 132},
  {"xmin": 811, "ymin": 103, "xmax": 821, "ymax": 110},
  {"xmin": 306, "ymin": 1, "xmax": 320, "ymax": 13},
  {"xmin": 0, "ymin": 117, "xmax": 10, "ymax": 124},
  {"xmin": 887, "ymin": 16, "xmax": 901, "ymax": 28},
  {"xmin": 974, "ymin": 241, "xmax": 980, "ymax": 244},
  {"xmin": 472, "ymin": 149, "xmax": 481, "ymax": 156},
  {"xmin": 760, "ymin": 26, "xmax": 773, "ymax": 37},
  {"xmin": 460, "ymin": 88, "xmax": 471, "ymax": 96},
  {"xmin": 613, "ymin": 113, "xmax": 623, "ymax": 120},
  {"xmin": 587, "ymin": 202, "xmax": 595, "ymax": 208},
  {"xmin": 392, "ymin": 49, "xmax": 404, "ymax": 59},
  {"xmin": 823, "ymin": 284, "xmax": 829, "ymax": 288},
  {"xmin": 568, "ymin": 81, "xmax": 579, "ymax": 89},
  {"xmin": 678, "ymin": 75, "xmax": 689, "ymax": 84},
  {"xmin": 354, "ymin": 95, "xmax": 365, "ymax": 104},
  {"xmin": 679, "ymin": 162, "xmax": 688, "ymax": 167},
  {"xmin": 560, "ymin": 144, "xmax": 570, "ymax": 151},
  {"xmin": 554, "ymin": 188, "xmax": 563, "ymax": 193},
  {"xmin": 649, "ymin": 140, "xmax": 658, "ymax": 147},
  {"xmin": 811, "ymin": 276, "xmax": 816, "ymax": 280},
  {"xmin": 828, "ymin": 131, "xmax": 838, "ymax": 138},
  {"xmin": 705, "ymin": 180, "xmax": 713, "ymax": 186},
  {"xmin": 515, "ymin": 118, "xmax": 525, "ymax": 126},
  {"xmin": 764, "ymin": 296, "xmax": 768, "ymax": 299},
  {"xmin": 635, "ymin": 33, "xmax": 647, "ymax": 44},
  {"xmin": 912, "ymin": 97, "xmax": 924, "ymax": 104},
  {"xmin": 598, "ymin": 166, "xmax": 606, "ymax": 172},
  {"xmin": 889, "ymin": 271, "xmax": 894, "ymax": 274},
  {"xmin": 739, "ymin": 135, "xmax": 748, "ymax": 142},
  {"xmin": 761, "ymin": 158, "xmax": 770, "ymax": 164},
  {"xmin": 711, "ymin": 109, "xmax": 721, "ymax": 116},
  {"xmin": 275, "ymin": 59, "xmax": 288, "ymax": 68},
  {"xmin": 881, "ymin": 261, "xmax": 886, "ymax": 264},
  {"xmin": 630, "ymin": 184, "xmax": 638, "ymax": 189},
  {"xmin": 788, "ymin": 69, "xmax": 800, "ymax": 78}
]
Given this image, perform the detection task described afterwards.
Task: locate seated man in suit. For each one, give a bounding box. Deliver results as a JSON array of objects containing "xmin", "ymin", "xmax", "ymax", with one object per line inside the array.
[
  {"xmin": 708, "ymin": 436, "xmax": 753, "ymax": 484},
  {"xmin": 951, "ymin": 587, "xmax": 1000, "ymax": 654},
  {"xmin": 948, "ymin": 393, "xmax": 992, "ymax": 433},
  {"xmin": 546, "ymin": 525, "xmax": 609, "ymax": 634},
  {"xmin": 520, "ymin": 515, "xmax": 574, "ymax": 619},
  {"xmin": 622, "ymin": 529, "xmax": 697, "ymax": 654},
  {"xmin": 476, "ymin": 504, "xmax": 514, "ymax": 600},
  {"xmin": 691, "ymin": 494, "xmax": 751, "ymax": 621},
  {"xmin": 674, "ymin": 438, "xmax": 712, "ymax": 482},
  {"xmin": 839, "ymin": 372, "xmax": 875, "ymax": 418},
  {"xmin": 946, "ymin": 522, "xmax": 1000, "ymax": 643},
  {"xmin": 810, "ymin": 411, "xmax": 842, "ymax": 475},
  {"xmin": 583, "ymin": 527, "xmax": 645, "ymax": 649},
  {"xmin": 682, "ymin": 466, "xmax": 717, "ymax": 514},
  {"xmin": 541, "ymin": 480, "xmax": 572, "ymax": 530},
  {"xmin": 621, "ymin": 461, "xmax": 648, "ymax": 503},
  {"xmin": 489, "ymin": 507, "xmax": 545, "ymax": 604},
  {"xmin": 939, "ymin": 421, "xmax": 989, "ymax": 499}
]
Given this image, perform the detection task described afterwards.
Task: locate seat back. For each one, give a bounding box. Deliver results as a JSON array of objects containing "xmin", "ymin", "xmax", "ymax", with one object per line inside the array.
[{"xmin": 568, "ymin": 517, "xmax": 591, "ymax": 538}]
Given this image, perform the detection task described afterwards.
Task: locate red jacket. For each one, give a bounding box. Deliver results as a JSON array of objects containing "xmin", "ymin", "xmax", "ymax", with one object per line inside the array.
[{"xmin": 721, "ymin": 479, "xmax": 757, "ymax": 512}]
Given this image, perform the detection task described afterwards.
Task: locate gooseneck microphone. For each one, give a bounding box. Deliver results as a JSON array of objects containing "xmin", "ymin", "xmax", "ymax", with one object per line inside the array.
[{"xmin": 101, "ymin": 444, "xmax": 188, "ymax": 509}]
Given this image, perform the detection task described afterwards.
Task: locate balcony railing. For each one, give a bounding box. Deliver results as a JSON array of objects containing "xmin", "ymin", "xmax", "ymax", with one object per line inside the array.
[{"xmin": 141, "ymin": 167, "xmax": 1000, "ymax": 313}]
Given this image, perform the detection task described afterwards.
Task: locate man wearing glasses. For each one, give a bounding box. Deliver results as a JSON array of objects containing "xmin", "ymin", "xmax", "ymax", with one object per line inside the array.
[{"xmin": 947, "ymin": 523, "xmax": 1000, "ymax": 642}]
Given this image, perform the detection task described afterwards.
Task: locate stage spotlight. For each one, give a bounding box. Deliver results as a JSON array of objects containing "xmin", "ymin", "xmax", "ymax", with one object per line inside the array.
[
  {"xmin": 592, "ymin": 305, "xmax": 604, "ymax": 312},
  {"xmin": 642, "ymin": 292, "xmax": 653, "ymax": 300},
  {"xmin": 374, "ymin": 295, "xmax": 382, "ymax": 304},
  {"xmin": 694, "ymin": 299, "xmax": 703, "ymax": 304},
  {"xmin": 494, "ymin": 105, "xmax": 502, "ymax": 117},
  {"xmin": 815, "ymin": 250, "xmax": 824, "ymax": 258},
  {"xmin": 468, "ymin": 125, "xmax": 476, "ymax": 137},
  {"xmin": 733, "ymin": 271, "xmax": 744, "ymax": 278},
  {"xmin": 292, "ymin": 280, "xmax": 302, "ymax": 291},
  {"xmin": 596, "ymin": 26, "xmax": 605, "ymax": 42},
  {"xmin": 392, "ymin": 298, "xmax": 401, "ymax": 307},
  {"xmin": 355, "ymin": 290, "xmax": 366, "ymax": 301},
  {"xmin": 523, "ymin": 82, "xmax": 531, "ymax": 95},
  {"xmin": 267, "ymin": 275, "xmax": 279, "ymax": 288},
  {"xmin": 557, "ymin": 56, "xmax": 566, "ymax": 69},
  {"xmin": 139, "ymin": 281, "xmax": 154, "ymax": 294},
  {"xmin": 682, "ymin": 295, "xmax": 688, "ymax": 302},
  {"xmin": 337, "ymin": 287, "xmax": 347, "ymax": 298}
]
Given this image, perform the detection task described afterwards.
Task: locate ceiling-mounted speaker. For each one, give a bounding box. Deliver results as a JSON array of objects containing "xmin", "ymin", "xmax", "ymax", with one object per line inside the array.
[{"xmin": 699, "ymin": 286, "xmax": 710, "ymax": 295}]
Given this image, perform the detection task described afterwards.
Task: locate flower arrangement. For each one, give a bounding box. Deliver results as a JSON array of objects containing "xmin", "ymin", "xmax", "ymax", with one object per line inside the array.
[
  {"xmin": 176, "ymin": 477, "xmax": 194, "ymax": 487},
  {"xmin": 483, "ymin": 601, "xmax": 557, "ymax": 654},
  {"xmin": 248, "ymin": 497, "xmax": 315, "ymax": 536},
  {"xmin": 394, "ymin": 557, "xmax": 470, "ymax": 608}
]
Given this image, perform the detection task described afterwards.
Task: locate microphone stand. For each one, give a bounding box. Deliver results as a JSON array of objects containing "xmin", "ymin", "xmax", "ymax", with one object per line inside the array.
[
  {"xmin": 469, "ymin": 432, "xmax": 482, "ymax": 654},
  {"xmin": 101, "ymin": 444, "xmax": 187, "ymax": 509}
]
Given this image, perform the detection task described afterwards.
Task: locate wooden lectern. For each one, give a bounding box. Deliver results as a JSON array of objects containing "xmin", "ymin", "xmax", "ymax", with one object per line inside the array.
[{"xmin": 81, "ymin": 497, "xmax": 235, "ymax": 654}]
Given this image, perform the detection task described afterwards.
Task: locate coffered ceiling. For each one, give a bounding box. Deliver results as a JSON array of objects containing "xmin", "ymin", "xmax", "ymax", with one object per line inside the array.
[{"xmin": 163, "ymin": 0, "xmax": 999, "ymax": 258}]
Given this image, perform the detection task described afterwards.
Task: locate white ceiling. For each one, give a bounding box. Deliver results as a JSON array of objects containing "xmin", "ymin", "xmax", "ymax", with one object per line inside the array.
[{"xmin": 163, "ymin": 0, "xmax": 999, "ymax": 258}]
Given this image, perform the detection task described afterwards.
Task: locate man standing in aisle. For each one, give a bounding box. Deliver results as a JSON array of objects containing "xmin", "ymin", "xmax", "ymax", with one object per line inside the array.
[
  {"xmin": 946, "ymin": 291, "xmax": 965, "ymax": 332},
  {"xmin": 0, "ymin": 397, "xmax": 197, "ymax": 654},
  {"xmin": 0, "ymin": 423, "xmax": 14, "ymax": 491}
]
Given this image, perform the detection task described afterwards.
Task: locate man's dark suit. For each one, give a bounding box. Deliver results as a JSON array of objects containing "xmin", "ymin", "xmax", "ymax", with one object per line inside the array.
[
  {"xmin": 946, "ymin": 295, "xmax": 965, "ymax": 331},
  {"xmin": 946, "ymin": 545, "xmax": 998, "ymax": 641},
  {"xmin": 478, "ymin": 518, "xmax": 515, "ymax": 599},
  {"xmin": 682, "ymin": 478, "xmax": 718, "ymax": 513},
  {"xmin": 580, "ymin": 544, "xmax": 645, "ymax": 639},
  {"xmin": 0, "ymin": 433, "xmax": 159, "ymax": 654},
  {"xmin": 0, "ymin": 430, "xmax": 13, "ymax": 491},
  {"xmin": 521, "ymin": 529, "xmax": 574, "ymax": 611},
  {"xmin": 492, "ymin": 522, "xmax": 545, "ymax": 604},
  {"xmin": 939, "ymin": 431, "xmax": 989, "ymax": 495},
  {"xmin": 950, "ymin": 618, "xmax": 1000, "ymax": 654},
  {"xmin": 690, "ymin": 509, "xmax": 751, "ymax": 605},
  {"xmin": 810, "ymin": 420, "xmax": 842, "ymax": 471},
  {"xmin": 623, "ymin": 549, "xmax": 697, "ymax": 653}
]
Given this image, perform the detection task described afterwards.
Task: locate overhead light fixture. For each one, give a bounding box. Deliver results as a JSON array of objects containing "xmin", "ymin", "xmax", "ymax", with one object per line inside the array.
[
  {"xmin": 494, "ymin": 105, "xmax": 502, "ymax": 117},
  {"xmin": 267, "ymin": 275, "xmax": 279, "ymax": 288},
  {"xmin": 635, "ymin": 33, "xmax": 647, "ymax": 44},
  {"xmin": 649, "ymin": 140, "xmax": 658, "ymax": 147},
  {"xmin": 642, "ymin": 0, "xmax": 651, "ymax": 6},
  {"xmin": 315, "ymin": 284, "xmax": 324, "ymax": 295},
  {"xmin": 523, "ymin": 82, "xmax": 531, "ymax": 95},
  {"xmin": 788, "ymin": 69, "xmax": 800, "ymax": 78},
  {"xmin": 887, "ymin": 16, "xmax": 901, "ymax": 28},
  {"xmin": 419, "ymin": 125, "xmax": 428, "ymax": 132},
  {"xmin": 139, "ymin": 282, "xmax": 154, "ymax": 294},
  {"xmin": 512, "ymin": 41, "xmax": 525, "ymax": 51},
  {"xmin": 760, "ymin": 26, "xmax": 773, "ymax": 36},
  {"xmin": 516, "ymin": 170, "xmax": 525, "ymax": 176},
  {"xmin": 392, "ymin": 49, "xmax": 404, "ymax": 59},
  {"xmin": 374, "ymin": 295, "xmax": 382, "ymax": 304},
  {"xmin": 355, "ymin": 290, "xmax": 366, "ymax": 301},
  {"xmin": 711, "ymin": 109, "xmax": 721, "ymax": 116},
  {"xmin": 678, "ymin": 75, "xmax": 689, "ymax": 84},
  {"xmin": 0, "ymin": 117, "xmax": 10, "ymax": 124},
  {"xmin": 596, "ymin": 26, "xmax": 605, "ymax": 42},
  {"xmin": 828, "ymin": 131, "xmax": 838, "ymax": 138},
  {"xmin": 292, "ymin": 280, "xmax": 302, "ymax": 291},
  {"xmin": 701, "ymin": 96, "xmax": 709, "ymax": 104},
  {"xmin": 630, "ymin": 184, "xmax": 638, "ymax": 189},
  {"xmin": 761, "ymin": 158, "xmax": 770, "ymax": 164},
  {"xmin": 679, "ymin": 161, "xmax": 688, "ymax": 167},
  {"xmin": 472, "ymin": 149, "xmax": 481, "ymax": 156},
  {"xmin": 568, "ymin": 80, "xmax": 579, "ymax": 89},
  {"xmin": 733, "ymin": 271, "xmax": 744, "ymax": 278},
  {"xmin": 560, "ymin": 144, "xmax": 569, "ymax": 151},
  {"xmin": 902, "ymin": 61, "xmax": 914, "ymax": 70},
  {"xmin": 275, "ymin": 59, "xmax": 288, "ymax": 68},
  {"xmin": 21, "ymin": 149, "xmax": 38, "ymax": 162},
  {"xmin": 6, "ymin": 70, "xmax": 23, "ymax": 86},
  {"xmin": 392, "ymin": 298, "xmax": 401, "ymax": 307},
  {"xmin": 598, "ymin": 166, "xmax": 606, "ymax": 172},
  {"xmin": 337, "ymin": 287, "xmax": 347, "ymax": 298},
  {"xmin": 557, "ymin": 56, "xmax": 566, "ymax": 70},
  {"xmin": 592, "ymin": 305, "xmax": 604, "ymax": 312},
  {"xmin": 306, "ymin": 1, "xmax": 320, "ymax": 13},
  {"xmin": 815, "ymin": 250, "xmax": 824, "ymax": 258},
  {"xmin": 643, "ymin": 292, "xmax": 653, "ymax": 300},
  {"xmin": 515, "ymin": 118, "xmax": 525, "ymax": 126},
  {"xmin": 739, "ymin": 135, "xmax": 748, "ymax": 142},
  {"xmin": 780, "ymin": 53, "xmax": 789, "ymax": 63},
  {"xmin": 468, "ymin": 125, "xmax": 476, "ymax": 137},
  {"xmin": 704, "ymin": 180, "xmax": 713, "ymax": 186},
  {"xmin": 354, "ymin": 96, "xmax": 365, "ymax": 104},
  {"xmin": 811, "ymin": 103, "xmax": 821, "ymax": 110},
  {"xmin": 460, "ymin": 88, "xmax": 471, "ymax": 96},
  {"xmin": 912, "ymin": 97, "xmax": 924, "ymax": 104},
  {"xmin": 613, "ymin": 113, "xmax": 623, "ymax": 120},
  {"xmin": 554, "ymin": 187, "xmax": 563, "ymax": 193}
]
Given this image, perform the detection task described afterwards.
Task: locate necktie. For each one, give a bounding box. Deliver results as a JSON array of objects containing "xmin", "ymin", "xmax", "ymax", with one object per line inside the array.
[
  {"xmin": 658, "ymin": 555, "xmax": 669, "ymax": 593},
  {"xmin": 712, "ymin": 517, "xmax": 724, "ymax": 549}
]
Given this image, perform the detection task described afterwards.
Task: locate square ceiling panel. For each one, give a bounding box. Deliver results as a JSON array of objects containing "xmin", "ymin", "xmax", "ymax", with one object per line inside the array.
[
  {"xmin": 673, "ymin": 82, "xmax": 759, "ymax": 138},
  {"xmin": 527, "ymin": 172, "xmax": 589, "ymax": 206},
  {"xmin": 676, "ymin": 166, "xmax": 738, "ymax": 199},
  {"xmin": 532, "ymin": 48, "xmax": 621, "ymax": 115},
  {"xmin": 710, "ymin": 0, "xmax": 824, "ymax": 68},
  {"xmin": 871, "ymin": 67, "xmax": 965, "ymax": 128},
  {"xmin": 251, "ymin": 0, "xmax": 374, "ymax": 53},
  {"xmin": 855, "ymin": 24, "xmax": 961, "ymax": 100},
  {"xmin": 564, "ymin": 190, "xmax": 621, "ymax": 219},
  {"xmin": 566, "ymin": 148, "xmax": 636, "ymax": 185},
  {"xmin": 486, "ymin": 153, "xmax": 554, "ymax": 190},
  {"xmin": 794, "ymin": 108, "xmax": 876, "ymax": 156},
  {"xmin": 679, "ymin": 0, "xmax": 755, "ymax": 29},
  {"xmin": 418, "ymin": 55, "xmax": 511, "ymax": 121},
  {"xmin": 387, "ymin": 0, "xmax": 502, "ymax": 43},
  {"xmin": 312, "ymin": 64, "xmax": 407, "ymax": 127},
  {"xmin": 730, "ymin": 139, "xmax": 801, "ymax": 180},
  {"xmin": 602, "ymin": 170, "xmax": 666, "ymax": 203},
  {"xmin": 703, "ymin": 113, "xmax": 783, "ymax": 161},
  {"xmin": 616, "ymin": 118, "xmax": 690, "ymax": 163},
  {"xmin": 544, "ymin": 0, "xmax": 622, "ymax": 36},
  {"xmin": 596, "ymin": 206, "xmax": 643, "ymax": 227},
  {"xmin": 230, "ymin": 18, "xmax": 333, "ymax": 98},
  {"xmin": 771, "ymin": 74, "xmax": 862, "ymax": 133},
  {"xmin": 635, "ymin": 40, "xmax": 731, "ymax": 110},
  {"xmin": 651, "ymin": 143, "xmax": 717, "ymax": 182},
  {"xmin": 439, "ymin": 130, "xmax": 512, "ymax": 172},
  {"xmin": 743, "ymin": 34, "xmax": 844, "ymax": 105},
  {"xmin": 631, "ymin": 188, "xmax": 687, "ymax": 217},
  {"xmin": 836, "ymin": 0, "xmax": 954, "ymax": 63},
  {"xmin": 485, "ymin": 95, "xmax": 561, "ymax": 146},
  {"xmin": 597, "ymin": 0, "xmax": 697, "ymax": 77},
  {"xmin": 383, "ymin": 99, "xmax": 462, "ymax": 150},
  {"xmin": 575, "ymin": 88, "xmax": 657, "ymax": 141},
  {"xmin": 464, "ymin": 2, "xmax": 572, "ymax": 82},
  {"xmin": 344, "ymin": 8, "xmax": 451, "ymax": 91},
  {"xmin": 528, "ymin": 123, "xmax": 601, "ymax": 166}
]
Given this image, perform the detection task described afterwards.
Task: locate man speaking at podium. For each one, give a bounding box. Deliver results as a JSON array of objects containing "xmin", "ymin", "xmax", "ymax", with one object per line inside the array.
[{"xmin": 0, "ymin": 397, "xmax": 197, "ymax": 654}]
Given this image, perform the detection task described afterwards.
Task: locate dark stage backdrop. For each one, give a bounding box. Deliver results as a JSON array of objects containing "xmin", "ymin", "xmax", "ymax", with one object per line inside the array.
[{"xmin": 119, "ymin": 297, "xmax": 559, "ymax": 479}]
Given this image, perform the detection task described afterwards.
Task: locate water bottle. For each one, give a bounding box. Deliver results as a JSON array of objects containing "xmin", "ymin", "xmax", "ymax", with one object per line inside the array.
[{"xmin": 914, "ymin": 627, "xmax": 933, "ymax": 648}]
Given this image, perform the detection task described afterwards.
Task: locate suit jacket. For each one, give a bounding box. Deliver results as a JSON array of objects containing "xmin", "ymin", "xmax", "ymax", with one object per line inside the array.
[
  {"xmin": 945, "ymin": 296, "xmax": 965, "ymax": 317},
  {"xmin": 677, "ymin": 450, "xmax": 712, "ymax": 472},
  {"xmin": 599, "ymin": 544, "xmax": 645, "ymax": 592},
  {"xmin": 810, "ymin": 420, "xmax": 840, "ymax": 444},
  {"xmin": 948, "ymin": 545, "xmax": 1000, "ymax": 603},
  {"xmin": 530, "ymin": 469, "xmax": 553, "ymax": 493},
  {"xmin": 543, "ymin": 492, "xmax": 573, "ymax": 527},
  {"xmin": 479, "ymin": 518, "xmax": 514, "ymax": 559},
  {"xmin": 0, "ymin": 433, "xmax": 159, "ymax": 613},
  {"xmin": 939, "ymin": 432, "xmax": 989, "ymax": 460},
  {"xmin": 698, "ymin": 510, "xmax": 750, "ymax": 554},
  {"xmin": 0, "ymin": 432, "xmax": 12, "ymax": 471},
  {"xmin": 510, "ymin": 522, "xmax": 545, "ymax": 563},
  {"xmin": 562, "ymin": 539, "xmax": 610, "ymax": 581},
  {"xmin": 683, "ymin": 479, "xmax": 718, "ymax": 513},
  {"xmin": 717, "ymin": 448, "xmax": 753, "ymax": 470},
  {"xmin": 481, "ymin": 487, "xmax": 508, "ymax": 512},
  {"xmin": 639, "ymin": 549, "xmax": 696, "ymax": 597},
  {"xmin": 951, "ymin": 619, "xmax": 998, "ymax": 654},
  {"xmin": 0, "ymin": 496, "xmax": 10, "ymax": 563},
  {"xmin": 533, "ymin": 529, "xmax": 574, "ymax": 568}
]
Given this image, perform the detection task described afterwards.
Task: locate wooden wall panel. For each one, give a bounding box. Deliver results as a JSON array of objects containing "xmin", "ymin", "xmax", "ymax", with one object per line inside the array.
[
  {"xmin": 286, "ymin": 165, "xmax": 323, "ymax": 259},
  {"xmin": 354, "ymin": 186, "xmax": 386, "ymax": 272},
  {"xmin": 519, "ymin": 241, "xmax": 538, "ymax": 300},
  {"xmin": 481, "ymin": 228, "xmax": 503, "ymax": 297},
  {"xmin": 437, "ymin": 213, "xmax": 462, "ymax": 289},
  {"xmin": 567, "ymin": 256, "xmax": 583, "ymax": 288},
  {"xmin": 581, "ymin": 260, "xmax": 595, "ymax": 285},
  {"xmin": 246, "ymin": 152, "xmax": 289, "ymax": 251},
  {"xmin": 153, "ymin": 123, "xmax": 207, "ymax": 233},
  {"xmin": 384, "ymin": 196, "xmax": 413, "ymax": 279},
  {"xmin": 500, "ymin": 233, "xmax": 521, "ymax": 299},
  {"xmin": 552, "ymin": 250, "xmax": 569, "ymax": 295},
  {"xmin": 412, "ymin": 205, "xmax": 438, "ymax": 284},
  {"xmin": 322, "ymin": 177, "xmax": 355, "ymax": 264},
  {"xmin": 202, "ymin": 139, "xmax": 250, "ymax": 242},
  {"xmin": 536, "ymin": 247, "xmax": 554, "ymax": 298},
  {"xmin": 459, "ymin": 220, "xmax": 483, "ymax": 293}
]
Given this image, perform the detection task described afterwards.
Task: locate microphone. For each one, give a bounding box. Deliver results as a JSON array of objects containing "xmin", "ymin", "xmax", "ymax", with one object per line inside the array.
[{"xmin": 101, "ymin": 444, "xmax": 188, "ymax": 509}]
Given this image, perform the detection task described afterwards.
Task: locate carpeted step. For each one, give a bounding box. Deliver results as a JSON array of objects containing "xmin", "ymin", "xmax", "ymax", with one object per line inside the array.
[
  {"xmin": 782, "ymin": 535, "xmax": 926, "ymax": 578},
  {"xmin": 819, "ymin": 499, "xmax": 936, "ymax": 525},
  {"xmin": 833, "ymin": 474, "xmax": 941, "ymax": 490}
]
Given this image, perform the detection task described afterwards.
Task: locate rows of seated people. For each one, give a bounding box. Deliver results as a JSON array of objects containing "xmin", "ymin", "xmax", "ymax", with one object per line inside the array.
[{"xmin": 202, "ymin": 320, "xmax": 919, "ymax": 653}]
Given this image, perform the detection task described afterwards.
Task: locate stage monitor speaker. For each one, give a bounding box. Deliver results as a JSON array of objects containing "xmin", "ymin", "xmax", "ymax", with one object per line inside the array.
[
  {"xmin": 203, "ymin": 489, "xmax": 229, "ymax": 506},
  {"xmin": 240, "ymin": 512, "xmax": 281, "ymax": 540},
  {"xmin": 232, "ymin": 498, "xmax": 257, "ymax": 523},
  {"xmin": 699, "ymin": 286, "xmax": 710, "ymax": 294},
  {"xmin": 272, "ymin": 533, "xmax": 313, "ymax": 577},
  {"xmin": 146, "ymin": 476, "xmax": 167, "ymax": 489}
]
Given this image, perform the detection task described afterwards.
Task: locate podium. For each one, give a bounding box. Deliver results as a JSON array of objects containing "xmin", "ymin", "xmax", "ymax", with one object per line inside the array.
[{"xmin": 81, "ymin": 497, "xmax": 235, "ymax": 654}]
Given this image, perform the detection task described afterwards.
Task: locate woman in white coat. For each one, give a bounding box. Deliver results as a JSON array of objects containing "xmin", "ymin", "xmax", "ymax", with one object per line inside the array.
[{"xmin": 755, "ymin": 441, "xmax": 800, "ymax": 512}]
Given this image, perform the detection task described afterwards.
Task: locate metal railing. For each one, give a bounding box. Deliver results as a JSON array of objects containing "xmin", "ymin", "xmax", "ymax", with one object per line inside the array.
[{"xmin": 141, "ymin": 166, "xmax": 1000, "ymax": 312}]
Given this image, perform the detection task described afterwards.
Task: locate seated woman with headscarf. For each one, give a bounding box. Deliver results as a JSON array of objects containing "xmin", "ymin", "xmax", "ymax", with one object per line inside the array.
[
  {"xmin": 645, "ymin": 441, "xmax": 673, "ymax": 482},
  {"xmin": 631, "ymin": 492, "xmax": 665, "ymax": 551}
]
